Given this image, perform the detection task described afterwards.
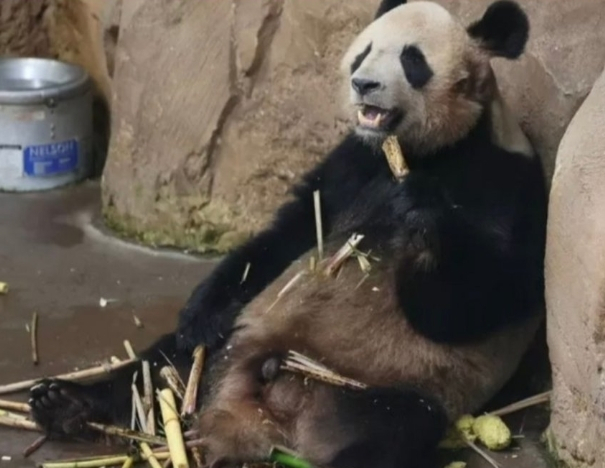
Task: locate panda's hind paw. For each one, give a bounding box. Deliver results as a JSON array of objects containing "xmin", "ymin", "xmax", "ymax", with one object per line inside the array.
[{"xmin": 29, "ymin": 379, "xmax": 104, "ymax": 439}]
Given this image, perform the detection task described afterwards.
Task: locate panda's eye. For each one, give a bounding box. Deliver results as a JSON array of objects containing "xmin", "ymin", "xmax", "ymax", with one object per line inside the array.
[{"xmin": 400, "ymin": 45, "xmax": 433, "ymax": 89}]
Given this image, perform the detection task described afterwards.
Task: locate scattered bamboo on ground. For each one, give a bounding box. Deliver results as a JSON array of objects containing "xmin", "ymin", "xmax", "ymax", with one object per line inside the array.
[
  {"xmin": 140, "ymin": 442, "xmax": 165, "ymax": 468},
  {"xmin": 123, "ymin": 340, "xmax": 137, "ymax": 359},
  {"xmin": 0, "ymin": 359, "xmax": 135, "ymax": 395},
  {"xmin": 0, "ymin": 399, "xmax": 29, "ymax": 413},
  {"xmin": 0, "ymin": 281, "xmax": 8, "ymax": 295},
  {"xmin": 86, "ymin": 422, "xmax": 166, "ymax": 446},
  {"xmin": 181, "ymin": 346, "xmax": 205, "ymax": 418},
  {"xmin": 0, "ymin": 409, "xmax": 28, "ymax": 420},
  {"xmin": 0, "ymin": 414, "xmax": 40, "ymax": 431},
  {"xmin": 23, "ymin": 435, "xmax": 47, "ymax": 458},
  {"xmin": 159, "ymin": 388, "xmax": 189, "ymax": 468},
  {"xmin": 31, "ymin": 312, "xmax": 39, "ymax": 365},
  {"xmin": 142, "ymin": 360, "xmax": 155, "ymax": 435}
]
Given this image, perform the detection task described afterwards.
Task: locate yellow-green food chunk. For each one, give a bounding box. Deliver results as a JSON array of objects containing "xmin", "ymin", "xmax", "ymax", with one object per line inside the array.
[
  {"xmin": 439, "ymin": 415, "xmax": 476, "ymax": 449},
  {"xmin": 472, "ymin": 415, "xmax": 511, "ymax": 450},
  {"xmin": 444, "ymin": 462, "xmax": 467, "ymax": 468}
]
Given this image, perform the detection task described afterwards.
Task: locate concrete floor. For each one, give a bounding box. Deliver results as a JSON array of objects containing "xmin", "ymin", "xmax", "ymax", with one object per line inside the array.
[{"xmin": 0, "ymin": 181, "xmax": 553, "ymax": 468}]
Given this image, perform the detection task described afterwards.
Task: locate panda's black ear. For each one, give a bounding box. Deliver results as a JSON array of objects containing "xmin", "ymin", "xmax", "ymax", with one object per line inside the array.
[
  {"xmin": 467, "ymin": 1, "xmax": 529, "ymax": 59},
  {"xmin": 374, "ymin": 0, "xmax": 407, "ymax": 20}
]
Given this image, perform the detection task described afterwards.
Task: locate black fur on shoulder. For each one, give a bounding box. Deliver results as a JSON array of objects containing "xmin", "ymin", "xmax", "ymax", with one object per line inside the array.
[
  {"xmin": 468, "ymin": 1, "xmax": 529, "ymax": 59},
  {"xmin": 374, "ymin": 0, "xmax": 407, "ymax": 20}
]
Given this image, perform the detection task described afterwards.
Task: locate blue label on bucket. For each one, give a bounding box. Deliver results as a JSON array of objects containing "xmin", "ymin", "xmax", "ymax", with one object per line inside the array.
[{"xmin": 23, "ymin": 140, "xmax": 79, "ymax": 177}]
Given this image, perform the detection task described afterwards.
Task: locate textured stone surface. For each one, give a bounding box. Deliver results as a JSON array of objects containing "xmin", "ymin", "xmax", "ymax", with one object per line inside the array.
[
  {"xmin": 545, "ymin": 66, "xmax": 605, "ymax": 468},
  {"xmin": 101, "ymin": 0, "xmax": 605, "ymax": 253}
]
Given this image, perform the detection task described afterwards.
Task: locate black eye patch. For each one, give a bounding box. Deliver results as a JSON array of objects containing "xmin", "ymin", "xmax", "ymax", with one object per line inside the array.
[
  {"xmin": 350, "ymin": 43, "xmax": 372, "ymax": 74},
  {"xmin": 400, "ymin": 45, "xmax": 433, "ymax": 89}
]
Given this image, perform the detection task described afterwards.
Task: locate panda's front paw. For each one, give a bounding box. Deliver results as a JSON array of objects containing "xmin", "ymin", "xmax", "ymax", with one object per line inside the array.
[
  {"xmin": 29, "ymin": 379, "xmax": 103, "ymax": 439},
  {"xmin": 177, "ymin": 283, "xmax": 244, "ymax": 353}
]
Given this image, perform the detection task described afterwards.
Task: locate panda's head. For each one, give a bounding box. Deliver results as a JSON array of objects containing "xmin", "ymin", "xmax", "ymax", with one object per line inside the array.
[{"xmin": 341, "ymin": 0, "xmax": 529, "ymax": 154}]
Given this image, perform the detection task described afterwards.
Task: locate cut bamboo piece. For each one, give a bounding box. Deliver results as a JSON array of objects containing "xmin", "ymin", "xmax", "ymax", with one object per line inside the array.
[
  {"xmin": 0, "ymin": 359, "xmax": 135, "ymax": 395},
  {"xmin": 0, "ymin": 415, "xmax": 40, "ymax": 431},
  {"xmin": 313, "ymin": 190, "xmax": 324, "ymax": 260},
  {"xmin": 123, "ymin": 340, "xmax": 137, "ymax": 359},
  {"xmin": 140, "ymin": 443, "xmax": 164, "ymax": 468},
  {"xmin": 0, "ymin": 282, "xmax": 8, "ymax": 294},
  {"xmin": 181, "ymin": 346, "xmax": 205, "ymax": 417},
  {"xmin": 23, "ymin": 435, "xmax": 47, "ymax": 458},
  {"xmin": 489, "ymin": 390, "xmax": 551, "ymax": 417},
  {"xmin": 142, "ymin": 360, "xmax": 155, "ymax": 435},
  {"xmin": 381, "ymin": 135, "xmax": 408, "ymax": 181},
  {"xmin": 322, "ymin": 234, "xmax": 365, "ymax": 277},
  {"xmin": 281, "ymin": 351, "xmax": 367, "ymax": 390},
  {"xmin": 86, "ymin": 422, "xmax": 166, "ymax": 446},
  {"xmin": 160, "ymin": 367, "xmax": 185, "ymax": 401},
  {"xmin": 158, "ymin": 389, "xmax": 189, "ymax": 468},
  {"xmin": 38, "ymin": 451, "xmax": 170, "ymax": 468},
  {"xmin": 0, "ymin": 409, "xmax": 28, "ymax": 420},
  {"xmin": 31, "ymin": 312, "xmax": 39, "ymax": 365},
  {"xmin": 120, "ymin": 457, "xmax": 134, "ymax": 468},
  {"xmin": 0, "ymin": 399, "xmax": 29, "ymax": 413}
]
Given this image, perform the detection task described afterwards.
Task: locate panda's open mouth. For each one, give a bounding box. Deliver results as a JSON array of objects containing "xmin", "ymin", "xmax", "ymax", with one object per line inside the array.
[{"xmin": 357, "ymin": 105, "xmax": 400, "ymax": 130}]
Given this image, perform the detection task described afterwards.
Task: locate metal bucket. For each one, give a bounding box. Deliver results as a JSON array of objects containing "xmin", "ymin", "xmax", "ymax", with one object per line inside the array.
[{"xmin": 0, "ymin": 57, "xmax": 93, "ymax": 192}]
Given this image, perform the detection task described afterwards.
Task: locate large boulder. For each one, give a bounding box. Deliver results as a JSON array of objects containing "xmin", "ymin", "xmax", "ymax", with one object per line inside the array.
[
  {"xmin": 545, "ymin": 66, "xmax": 605, "ymax": 468},
  {"xmin": 101, "ymin": 0, "xmax": 605, "ymax": 253}
]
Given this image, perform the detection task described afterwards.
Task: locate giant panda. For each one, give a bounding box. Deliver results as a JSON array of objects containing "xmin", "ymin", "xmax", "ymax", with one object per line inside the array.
[{"xmin": 28, "ymin": 1, "xmax": 547, "ymax": 467}]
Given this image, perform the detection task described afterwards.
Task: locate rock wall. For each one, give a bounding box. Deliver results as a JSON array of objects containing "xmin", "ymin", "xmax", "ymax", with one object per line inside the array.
[
  {"xmin": 545, "ymin": 65, "xmax": 605, "ymax": 468},
  {"xmin": 101, "ymin": 0, "xmax": 605, "ymax": 253}
]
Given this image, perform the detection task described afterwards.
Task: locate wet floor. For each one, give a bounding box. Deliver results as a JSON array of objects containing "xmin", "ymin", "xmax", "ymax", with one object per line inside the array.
[{"xmin": 0, "ymin": 181, "xmax": 552, "ymax": 467}]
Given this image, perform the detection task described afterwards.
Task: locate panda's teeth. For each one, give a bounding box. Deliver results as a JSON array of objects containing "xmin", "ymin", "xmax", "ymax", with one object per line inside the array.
[{"xmin": 357, "ymin": 109, "xmax": 383, "ymax": 128}]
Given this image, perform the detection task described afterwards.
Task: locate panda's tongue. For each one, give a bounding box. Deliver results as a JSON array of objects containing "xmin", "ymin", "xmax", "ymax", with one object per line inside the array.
[{"xmin": 358, "ymin": 106, "xmax": 386, "ymax": 128}]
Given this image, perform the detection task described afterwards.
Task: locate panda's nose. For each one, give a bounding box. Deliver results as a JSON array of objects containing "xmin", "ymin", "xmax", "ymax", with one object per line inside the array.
[{"xmin": 351, "ymin": 78, "xmax": 380, "ymax": 95}]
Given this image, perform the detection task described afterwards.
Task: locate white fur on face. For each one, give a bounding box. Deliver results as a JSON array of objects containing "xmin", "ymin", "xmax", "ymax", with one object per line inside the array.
[{"xmin": 341, "ymin": 2, "xmax": 484, "ymax": 154}]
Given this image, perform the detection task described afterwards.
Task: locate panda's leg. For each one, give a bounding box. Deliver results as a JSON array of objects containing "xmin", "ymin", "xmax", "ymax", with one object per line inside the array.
[
  {"xmin": 29, "ymin": 333, "xmax": 192, "ymax": 441},
  {"xmin": 317, "ymin": 387, "xmax": 448, "ymax": 468}
]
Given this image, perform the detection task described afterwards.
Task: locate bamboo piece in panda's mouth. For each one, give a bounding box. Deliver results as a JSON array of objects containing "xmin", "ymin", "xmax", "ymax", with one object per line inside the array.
[{"xmin": 381, "ymin": 135, "xmax": 409, "ymax": 181}]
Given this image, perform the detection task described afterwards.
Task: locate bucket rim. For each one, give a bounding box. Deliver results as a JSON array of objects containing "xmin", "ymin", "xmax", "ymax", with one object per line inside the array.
[{"xmin": 0, "ymin": 57, "xmax": 91, "ymax": 105}]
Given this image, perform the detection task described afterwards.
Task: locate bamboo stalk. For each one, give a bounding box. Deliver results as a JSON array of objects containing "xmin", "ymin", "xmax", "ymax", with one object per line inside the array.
[
  {"xmin": 0, "ymin": 409, "xmax": 28, "ymax": 420},
  {"xmin": 31, "ymin": 312, "xmax": 39, "ymax": 365},
  {"xmin": 241, "ymin": 262, "xmax": 251, "ymax": 284},
  {"xmin": 140, "ymin": 443, "xmax": 164, "ymax": 468},
  {"xmin": 322, "ymin": 234, "xmax": 365, "ymax": 277},
  {"xmin": 281, "ymin": 351, "xmax": 367, "ymax": 390},
  {"xmin": 181, "ymin": 346, "xmax": 204, "ymax": 417},
  {"xmin": 313, "ymin": 190, "xmax": 324, "ymax": 260},
  {"xmin": 120, "ymin": 457, "xmax": 134, "ymax": 468},
  {"xmin": 0, "ymin": 359, "xmax": 135, "ymax": 395},
  {"xmin": 158, "ymin": 389, "xmax": 189, "ymax": 468},
  {"xmin": 489, "ymin": 390, "xmax": 551, "ymax": 417},
  {"xmin": 190, "ymin": 447, "xmax": 203, "ymax": 468},
  {"xmin": 86, "ymin": 422, "xmax": 166, "ymax": 446},
  {"xmin": 23, "ymin": 435, "xmax": 47, "ymax": 458},
  {"xmin": 142, "ymin": 360, "xmax": 155, "ymax": 435},
  {"xmin": 0, "ymin": 415, "xmax": 40, "ymax": 431},
  {"xmin": 160, "ymin": 367, "xmax": 185, "ymax": 401},
  {"xmin": 381, "ymin": 135, "xmax": 409, "ymax": 181},
  {"xmin": 0, "ymin": 282, "xmax": 8, "ymax": 294},
  {"xmin": 123, "ymin": 341, "xmax": 137, "ymax": 359},
  {"xmin": 38, "ymin": 451, "xmax": 170, "ymax": 468},
  {"xmin": 465, "ymin": 440, "xmax": 501, "ymax": 468},
  {"xmin": 0, "ymin": 399, "xmax": 29, "ymax": 413}
]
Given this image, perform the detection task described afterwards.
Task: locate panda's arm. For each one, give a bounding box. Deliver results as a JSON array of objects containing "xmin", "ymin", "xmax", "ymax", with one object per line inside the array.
[
  {"xmin": 394, "ymin": 162, "xmax": 546, "ymax": 344},
  {"xmin": 177, "ymin": 134, "xmax": 377, "ymax": 351}
]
